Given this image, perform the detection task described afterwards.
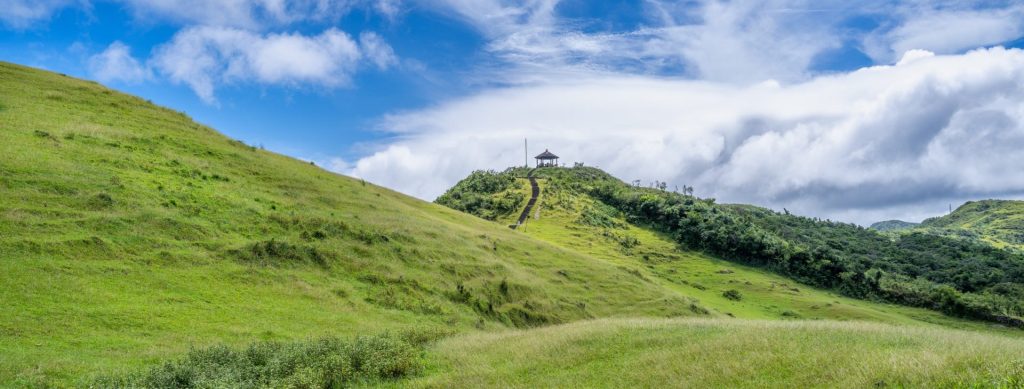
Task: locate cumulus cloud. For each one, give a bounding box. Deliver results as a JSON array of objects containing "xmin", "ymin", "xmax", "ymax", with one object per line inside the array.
[
  {"xmin": 340, "ymin": 48, "xmax": 1024, "ymax": 224},
  {"xmin": 150, "ymin": 26, "xmax": 394, "ymax": 103},
  {"xmin": 0, "ymin": 0, "xmax": 77, "ymax": 28},
  {"xmin": 87, "ymin": 41, "xmax": 151, "ymax": 84}
]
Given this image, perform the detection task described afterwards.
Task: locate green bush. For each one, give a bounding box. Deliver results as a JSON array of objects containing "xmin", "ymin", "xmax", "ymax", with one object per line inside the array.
[
  {"xmin": 234, "ymin": 239, "xmax": 330, "ymax": 268},
  {"xmin": 91, "ymin": 334, "xmax": 420, "ymax": 388},
  {"xmin": 722, "ymin": 289, "xmax": 742, "ymax": 301},
  {"xmin": 436, "ymin": 169, "xmax": 525, "ymax": 220}
]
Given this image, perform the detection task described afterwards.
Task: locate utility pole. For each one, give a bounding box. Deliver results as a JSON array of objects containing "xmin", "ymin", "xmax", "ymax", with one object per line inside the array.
[{"xmin": 524, "ymin": 138, "xmax": 528, "ymax": 168}]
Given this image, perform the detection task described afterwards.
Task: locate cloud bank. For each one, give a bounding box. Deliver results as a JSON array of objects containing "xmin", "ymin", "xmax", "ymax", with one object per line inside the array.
[
  {"xmin": 150, "ymin": 27, "xmax": 388, "ymax": 104},
  {"xmin": 344, "ymin": 48, "xmax": 1024, "ymax": 224},
  {"xmin": 86, "ymin": 27, "xmax": 396, "ymax": 104}
]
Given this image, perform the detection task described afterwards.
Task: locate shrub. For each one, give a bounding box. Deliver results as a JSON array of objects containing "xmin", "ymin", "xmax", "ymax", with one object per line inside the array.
[
  {"xmin": 435, "ymin": 169, "xmax": 524, "ymax": 220},
  {"xmin": 722, "ymin": 289, "xmax": 743, "ymax": 301},
  {"xmin": 92, "ymin": 334, "xmax": 421, "ymax": 388},
  {"xmin": 235, "ymin": 239, "xmax": 330, "ymax": 268}
]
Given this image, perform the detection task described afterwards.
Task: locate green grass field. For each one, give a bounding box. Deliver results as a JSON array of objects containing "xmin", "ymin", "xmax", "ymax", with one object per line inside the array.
[
  {"xmin": 2, "ymin": 61, "xmax": 1024, "ymax": 387},
  {"xmin": 402, "ymin": 318, "xmax": 1024, "ymax": 388}
]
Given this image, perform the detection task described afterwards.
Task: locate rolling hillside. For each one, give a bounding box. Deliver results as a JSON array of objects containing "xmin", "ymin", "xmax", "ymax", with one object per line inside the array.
[
  {"xmin": 918, "ymin": 200, "xmax": 1024, "ymax": 249},
  {"xmin": 0, "ymin": 62, "xmax": 706, "ymax": 386},
  {"xmin": 3, "ymin": 62, "xmax": 1024, "ymax": 387},
  {"xmin": 439, "ymin": 167, "xmax": 1024, "ymax": 326}
]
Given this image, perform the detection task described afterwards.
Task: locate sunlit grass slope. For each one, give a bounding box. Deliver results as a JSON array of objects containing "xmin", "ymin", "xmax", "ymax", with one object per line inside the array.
[
  {"xmin": 0, "ymin": 62, "xmax": 711, "ymax": 386},
  {"xmin": 401, "ymin": 318, "xmax": 1024, "ymax": 388},
  {"xmin": 498, "ymin": 174, "xmax": 1005, "ymax": 329}
]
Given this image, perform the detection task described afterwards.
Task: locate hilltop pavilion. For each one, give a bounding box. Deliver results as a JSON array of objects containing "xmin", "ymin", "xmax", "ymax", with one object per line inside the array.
[{"xmin": 535, "ymin": 149, "xmax": 559, "ymax": 167}]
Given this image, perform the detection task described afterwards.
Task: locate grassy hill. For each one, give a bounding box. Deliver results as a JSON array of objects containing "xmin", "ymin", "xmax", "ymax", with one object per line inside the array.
[
  {"xmin": 917, "ymin": 200, "xmax": 1024, "ymax": 249},
  {"xmin": 444, "ymin": 169, "xmax": 975, "ymax": 324},
  {"xmin": 3, "ymin": 62, "xmax": 1024, "ymax": 387},
  {"xmin": 439, "ymin": 168, "xmax": 1024, "ymax": 326},
  {"xmin": 0, "ymin": 62, "xmax": 711, "ymax": 386}
]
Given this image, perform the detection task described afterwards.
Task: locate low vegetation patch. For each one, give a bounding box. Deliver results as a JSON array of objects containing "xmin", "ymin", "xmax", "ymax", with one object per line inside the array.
[
  {"xmin": 92, "ymin": 333, "xmax": 423, "ymax": 388},
  {"xmin": 233, "ymin": 239, "xmax": 330, "ymax": 268},
  {"xmin": 722, "ymin": 289, "xmax": 743, "ymax": 301},
  {"xmin": 435, "ymin": 169, "xmax": 526, "ymax": 220}
]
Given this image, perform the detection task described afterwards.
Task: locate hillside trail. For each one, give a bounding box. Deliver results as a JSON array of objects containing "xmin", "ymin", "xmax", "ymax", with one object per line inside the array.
[{"xmin": 511, "ymin": 169, "xmax": 540, "ymax": 230}]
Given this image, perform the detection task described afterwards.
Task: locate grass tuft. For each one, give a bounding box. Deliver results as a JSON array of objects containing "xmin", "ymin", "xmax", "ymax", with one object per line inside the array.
[{"xmin": 234, "ymin": 239, "xmax": 331, "ymax": 268}]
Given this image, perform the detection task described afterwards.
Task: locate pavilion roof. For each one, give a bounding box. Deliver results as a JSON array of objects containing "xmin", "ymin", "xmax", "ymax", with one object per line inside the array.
[{"xmin": 535, "ymin": 149, "xmax": 559, "ymax": 159}]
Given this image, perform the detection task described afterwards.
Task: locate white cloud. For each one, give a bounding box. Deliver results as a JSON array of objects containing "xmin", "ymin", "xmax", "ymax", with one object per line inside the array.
[
  {"xmin": 359, "ymin": 32, "xmax": 398, "ymax": 70},
  {"xmin": 115, "ymin": 0, "xmax": 359, "ymax": 29},
  {"xmin": 340, "ymin": 47, "xmax": 1024, "ymax": 224},
  {"xmin": 87, "ymin": 41, "xmax": 151, "ymax": 84},
  {"xmin": 150, "ymin": 26, "xmax": 393, "ymax": 103},
  {"xmin": 865, "ymin": 4, "xmax": 1024, "ymax": 63},
  {"xmin": 418, "ymin": 1, "xmax": 1024, "ymax": 85},
  {"xmin": 0, "ymin": 0, "xmax": 398, "ymax": 29},
  {"xmin": 0, "ymin": 0, "xmax": 77, "ymax": 28},
  {"xmin": 413, "ymin": 0, "xmax": 857, "ymax": 84}
]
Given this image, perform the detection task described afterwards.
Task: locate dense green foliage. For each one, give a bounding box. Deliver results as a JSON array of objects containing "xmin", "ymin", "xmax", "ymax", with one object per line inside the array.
[
  {"xmin": 581, "ymin": 170, "xmax": 1024, "ymax": 325},
  {"xmin": 869, "ymin": 220, "xmax": 919, "ymax": 232},
  {"xmin": 435, "ymin": 169, "xmax": 525, "ymax": 220},
  {"xmin": 93, "ymin": 333, "xmax": 424, "ymax": 388}
]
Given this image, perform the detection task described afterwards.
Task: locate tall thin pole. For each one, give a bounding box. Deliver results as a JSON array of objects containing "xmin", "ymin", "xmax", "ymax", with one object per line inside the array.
[{"xmin": 524, "ymin": 138, "xmax": 528, "ymax": 168}]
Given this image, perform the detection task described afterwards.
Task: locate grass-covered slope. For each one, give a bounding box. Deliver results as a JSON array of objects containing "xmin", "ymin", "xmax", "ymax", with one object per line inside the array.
[
  {"xmin": 438, "ymin": 167, "xmax": 1024, "ymax": 326},
  {"xmin": 402, "ymin": 318, "xmax": 1024, "ymax": 388},
  {"xmin": 918, "ymin": 200, "xmax": 1024, "ymax": 249},
  {"xmin": 0, "ymin": 62, "xmax": 719, "ymax": 386},
  {"xmin": 476, "ymin": 171, "xmax": 982, "ymax": 325}
]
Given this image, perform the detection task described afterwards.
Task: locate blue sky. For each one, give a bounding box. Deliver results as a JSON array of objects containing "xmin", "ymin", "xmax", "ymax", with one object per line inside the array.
[{"xmin": 4, "ymin": 0, "xmax": 1024, "ymax": 224}]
